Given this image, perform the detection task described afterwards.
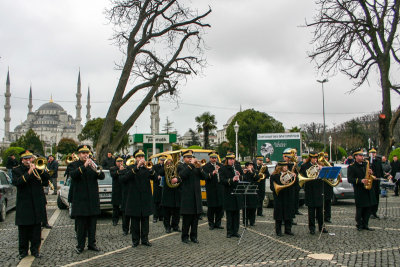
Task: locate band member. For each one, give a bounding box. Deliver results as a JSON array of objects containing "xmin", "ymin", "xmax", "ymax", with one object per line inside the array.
[
  {"xmin": 201, "ymin": 151, "xmax": 224, "ymax": 230},
  {"xmin": 120, "ymin": 156, "xmax": 132, "ymax": 235},
  {"xmin": 220, "ymin": 152, "xmax": 243, "ymax": 238},
  {"xmin": 242, "ymin": 162, "xmax": 258, "ymax": 226},
  {"xmin": 161, "ymin": 156, "xmax": 182, "ymax": 234},
  {"xmin": 391, "ymin": 155, "xmax": 400, "ymax": 196},
  {"xmin": 369, "ymin": 148, "xmax": 383, "ymax": 219},
  {"xmin": 70, "ymin": 145, "xmax": 105, "ymax": 254},
  {"xmin": 153, "ymin": 155, "xmax": 166, "ymax": 223},
  {"xmin": 301, "ymin": 152, "xmax": 328, "ymax": 235},
  {"xmin": 121, "ymin": 149, "xmax": 155, "ymax": 247},
  {"xmin": 254, "ymin": 155, "xmax": 270, "ymax": 216},
  {"xmin": 270, "ymin": 161, "xmax": 295, "ymax": 236},
  {"xmin": 101, "ymin": 151, "xmax": 115, "ymax": 170},
  {"xmin": 12, "ymin": 150, "xmax": 50, "ymax": 259},
  {"xmin": 178, "ymin": 150, "xmax": 203, "ymax": 243},
  {"xmin": 110, "ymin": 156, "xmax": 124, "ymax": 226},
  {"xmin": 282, "ymin": 149, "xmax": 299, "ymax": 226},
  {"xmin": 47, "ymin": 155, "xmax": 58, "ymax": 195},
  {"xmin": 323, "ymin": 152, "xmax": 333, "ymax": 223},
  {"xmin": 348, "ymin": 149, "xmax": 377, "ymax": 231}
]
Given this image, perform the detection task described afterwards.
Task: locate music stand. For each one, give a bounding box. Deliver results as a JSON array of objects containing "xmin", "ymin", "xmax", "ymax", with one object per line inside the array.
[
  {"xmin": 317, "ymin": 166, "xmax": 341, "ymax": 240},
  {"xmin": 232, "ymin": 182, "xmax": 258, "ymax": 245}
]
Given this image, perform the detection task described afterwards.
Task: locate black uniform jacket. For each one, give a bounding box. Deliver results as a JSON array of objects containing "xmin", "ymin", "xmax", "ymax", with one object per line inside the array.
[
  {"xmin": 152, "ymin": 163, "xmax": 164, "ymax": 203},
  {"xmin": 12, "ymin": 164, "xmax": 49, "ymax": 225},
  {"xmin": 110, "ymin": 166, "xmax": 123, "ymax": 206},
  {"xmin": 47, "ymin": 160, "xmax": 59, "ymax": 179},
  {"xmin": 348, "ymin": 161, "xmax": 377, "ymax": 208},
  {"xmin": 391, "ymin": 161, "xmax": 400, "ymax": 179},
  {"xmin": 371, "ymin": 158, "xmax": 384, "ymax": 192},
  {"xmin": 301, "ymin": 162, "xmax": 324, "ymax": 207},
  {"xmin": 178, "ymin": 163, "xmax": 203, "ymax": 215},
  {"xmin": 70, "ymin": 160, "xmax": 105, "ymax": 217},
  {"xmin": 201, "ymin": 162, "xmax": 224, "ymax": 207},
  {"xmin": 270, "ymin": 172, "xmax": 295, "ymax": 221},
  {"xmin": 243, "ymin": 169, "xmax": 259, "ymax": 208},
  {"xmin": 121, "ymin": 164, "xmax": 155, "ymax": 217},
  {"xmin": 102, "ymin": 156, "xmax": 116, "ymax": 170},
  {"xmin": 220, "ymin": 164, "xmax": 243, "ymax": 211},
  {"xmin": 118, "ymin": 168, "xmax": 129, "ymax": 211},
  {"xmin": 161, "ymin": 164, "xmax": 182, "ymax": 208},
  {"xmin": 65, "ymin": 163, "xmax": 75, "ymax": 203},
  {"xmin": 255, "ymin": 163, "xmax": 270, "ymax": 194}
]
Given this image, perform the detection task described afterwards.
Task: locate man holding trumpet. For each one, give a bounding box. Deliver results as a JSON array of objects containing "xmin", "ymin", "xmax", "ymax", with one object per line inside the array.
[
  {"xmin": 69, "ymin": 145, "xmax": 105, "ymax": 254},
  {"xmin": 12, "ymin": 150, "xmax": 50, "ymax": 260}
]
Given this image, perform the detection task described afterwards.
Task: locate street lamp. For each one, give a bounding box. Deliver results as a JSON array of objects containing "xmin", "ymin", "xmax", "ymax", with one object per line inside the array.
[
  {"xmin": 234, "ymin": 121, "xmax": 239, "ymax": 160},
  {"xmin": 317, "ymin": 79, "xmax": 328, "ymax": 151},
  {"xmin": 368, "ymin": 138, "xmax": 371, "ymax": 149},
  {"xmin": 329, "ymin": 135, "xmax": 332, "ymax": 162},
  {"xmin": 149, "ymin": 97, "xmax": 158, "ymax": 156}
]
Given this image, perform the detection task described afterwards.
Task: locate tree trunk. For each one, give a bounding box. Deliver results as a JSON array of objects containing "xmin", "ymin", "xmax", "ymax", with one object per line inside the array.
[
  {"xmin": 204, "ymin": 127, "xmax": 209, "ymax": 149},
  {"xmin": 378, "ymin": 64, "xmax": 392, "ymax": 156}
]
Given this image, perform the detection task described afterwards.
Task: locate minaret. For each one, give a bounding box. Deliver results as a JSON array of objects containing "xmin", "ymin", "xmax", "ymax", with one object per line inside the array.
[
  {"xmin": 28, "ymin": 85, "xmax": 33, "ymax": 113},
  {"xmin": 75, "ymin": 70, "xmax": 82, "ymax": 133},
  {"xmin": 86, "ymin": 86, "xmax": 91, "ymax": 122},
  {"xmin": 4, "ymin": 69, "xmax": 11, "ymax": 141}
]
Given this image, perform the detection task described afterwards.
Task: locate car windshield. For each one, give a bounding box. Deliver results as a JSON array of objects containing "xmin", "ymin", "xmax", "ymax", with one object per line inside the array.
[{"xmin": 98, "ymin": 171, "xmax": 112, "ymax": 185}]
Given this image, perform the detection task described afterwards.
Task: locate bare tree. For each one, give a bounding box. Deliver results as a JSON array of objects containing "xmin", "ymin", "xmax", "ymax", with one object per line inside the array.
[
  {"xmin": 307, "ymin": 0, "xmax": 400, "ymax": 155},
  {"xmin": 95, "ymin": 0, "xmax": 211, "ymax": 160}
]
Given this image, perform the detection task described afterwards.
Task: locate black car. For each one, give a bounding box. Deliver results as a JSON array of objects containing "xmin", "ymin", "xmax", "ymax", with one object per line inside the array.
[{"xmin": 0, "ymin": 170, "xmax": 17, "ymax": 221}]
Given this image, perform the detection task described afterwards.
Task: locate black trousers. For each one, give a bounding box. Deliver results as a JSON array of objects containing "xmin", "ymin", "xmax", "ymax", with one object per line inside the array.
[
  {"xmin": 153, "ymin": 201, "xmax": 163, "ymax": 220},
  {"xmin": 275, "ymin": 220, "xmax": 292, "ymax": 234},
  {"xmin": 75, "ymin": 216, "xmax": 97, "ymax": 249},
  {"xmin": 131, "ymin": 216, "xmax": 149, "ymax": 245},
  {"xmin": 18, "ymin": 224, "xmax": 41, "ymax": 256},
  {"xmin": 257, "ymin": 192, "xmax": 265, "ymax": 215},
  {"xmin": 122, "ymin": 211, "xmax": 131, "ymax": 233},
  {"xmin": 207, "ymin": 206, "xmax": 223, "ymax": 227},
  {"xmin": 226, "ymin": 210, "xmax": 240, "ymax": 235},
  {"xmin": 181, "ymin": 214, "xmax": 199, "ymax": 241},
  {"xmin": 371, "ymin": 188, "xmax": 380, "ymax": 215},
  {"xmin": 308, "ymin": 206, "xmax": 323, "ymax": 231},
  {"xmin": 51, "ymin": 178, "xmax": 57, "ymax": 194},
  {"xmin": 294, "ymin": 186, "xmax": 300, "ymax": 213},
  {"xmin": 324, "ymin": 198, "xmax": 332, "ymax": 221},
  {"xmin": 163, "ymin": 207, "xmax": 180, "ymax": 230},
  {"xmin": 394, "ymin": 179, "xmax": 400, "ymax": 195},
  {"xmin": 242, "ymin": 208, "xmax": 256, "ymax": 226},
  {"xmin": 112, "ymin": 205, "xmax": 120, "ymax": 223},
  {"xmin": 356, "ymin": 206, "xmax": 372, "ymax": 229}
]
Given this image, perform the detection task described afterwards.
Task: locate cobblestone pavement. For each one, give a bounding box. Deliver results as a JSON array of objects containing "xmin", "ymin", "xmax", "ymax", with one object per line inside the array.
[{"xmin": 2, "ymin": 194, "xmax": 400, "ymax": 266}]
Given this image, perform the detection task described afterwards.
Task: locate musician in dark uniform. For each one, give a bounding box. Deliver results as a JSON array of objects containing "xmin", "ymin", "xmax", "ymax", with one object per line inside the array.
[
  {"xmin": 242, "ymin": 162, "xmax": 258, "ymax": 226},
  {"xmin": 282, "ymin": 149, "xmax": 299, "ymax": 225},
  {"xmin": 121, "ymin": 149, "xmax": 155, "ymax": 247},
  {"xmin": 220, "ymin": 152, "xmax": 243, "ymax": 238},
  {"xmin": 301, "ymin": 152, "xmax": 328, "ymax": 235},
  {"xmin": 152, "ymin": 155, "xmax": 166, "ymax": 223},
  {"xmin": 47, "ymin": 155, "xmax": 58, "ymax": 195},
  {"xmin": 391, "ymin": 155, "xmax": 400, "ymax": 196},
  {"xmin": 110, "ymin": 156, "xmax": 124, "ymax": 226},
  {"xmin": 348, "ymin": 149, "xmax": 377, "ymax": 231},
  {"xmin": 70, "ymin": 145, "xmax": 105, "ymax": 254},
  {"xmin": 270, "ymin": 161, "xmax": 295, "ymax": 236},
  {"xmin": 178, "ymin": 150, "xmax": 203, "ymax": 243},
  {"xmin": 254, "ymin": 155, "xmax": 269, "ymax": 217},
  {"xmin": 369, "ymin": 148, "xmax": 383, "ymax": 219},
  {"xmin": 161, "ymin": 154, "xmax": 182, "ymax": 234},
  {"xmin": 201, "ymin": 151, "xmax": 224, "ymax": 230},
  {"xmin": 119, "ymin": 156, "xmax": 132, "ymax": 235},
  {"xmin": 12, "ymin": 150, "xmax": 50, "ymax": 259},
  {"xmin": 323, "ymin": 152, "xmax": 334, "ymax": 223}
]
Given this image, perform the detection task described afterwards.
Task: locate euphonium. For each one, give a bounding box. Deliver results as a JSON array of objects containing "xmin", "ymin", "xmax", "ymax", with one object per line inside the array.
[
  {"xmin": 274, "ymin": 171, "xmax": 296, "ymax": 196},
  {"xmin": 364, "ymin": 160, "xmax": 375, "ymax": 190},
  {"xmin": 298, "ymin": 164, "xmax": 319, "ymax": 187},
  {"xmin": 164, "ymin": 152, "xmax": 180, "ymax": 188}
]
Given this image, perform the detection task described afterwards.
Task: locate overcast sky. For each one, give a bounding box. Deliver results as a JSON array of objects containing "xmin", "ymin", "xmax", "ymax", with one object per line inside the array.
[{"xmin": 1, "ymin": 0, "xmax": 399, "ymax": 140}]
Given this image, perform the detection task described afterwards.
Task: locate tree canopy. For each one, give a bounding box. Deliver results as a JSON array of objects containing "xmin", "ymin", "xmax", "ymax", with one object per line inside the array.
[
  {"xmin": 57, "ymin": 138, "xmax": 78, "ymax": 155},
  {"xmin": 10, "ymin": 129, "xmax": 44, "ymax": 155},
  {"xmin": 195, "ymin": 112, "xmax": 217, "ymax": 149}
]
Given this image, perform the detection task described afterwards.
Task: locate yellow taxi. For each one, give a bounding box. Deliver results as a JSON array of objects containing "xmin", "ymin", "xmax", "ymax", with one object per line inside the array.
[{"xmin": 149, "ymin": 149, "xmax": 222, "ymax": 205}]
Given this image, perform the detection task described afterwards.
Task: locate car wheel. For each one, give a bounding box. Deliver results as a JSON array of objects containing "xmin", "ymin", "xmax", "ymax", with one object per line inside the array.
[
  {"xmin": 0, "ymin": 201, "xmax": 6, "ymax": 222},
  {"xmin": 332, "ymin": 195, "xmax": 338, "ymax": 205},
  {"xmin": 57, "ymin": 195, "xmax": 67, "ymax": 210}
]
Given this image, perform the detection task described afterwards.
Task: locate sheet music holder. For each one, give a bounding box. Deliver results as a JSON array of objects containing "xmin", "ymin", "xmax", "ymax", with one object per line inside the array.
[
  {"xmin": 318, "ymin": 167, "xmax": 341, "ymax": 179},
  {"xmin": 232, "ymin": 183, "xmax": 258, "ymax": 245}
]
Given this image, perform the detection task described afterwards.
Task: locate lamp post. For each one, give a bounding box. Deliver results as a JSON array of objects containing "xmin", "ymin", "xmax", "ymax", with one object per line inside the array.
[
  {"xmin": 234, "ymin": 121, "xmax": 239, "ymax": 160},
  {"xmin": 317, "ymin": 79, "xmax": 328, "ymax": 151},
  {"xmin": 149, "ymin": 97, "xmax": 158, "ymax": 156},
  {"xmin": 329, "ymin": 135, "xmax": 332, "ymax": 162},
  {"xmin": 368, "ymin": 138, "xmax": 371, "ymax": 149}
]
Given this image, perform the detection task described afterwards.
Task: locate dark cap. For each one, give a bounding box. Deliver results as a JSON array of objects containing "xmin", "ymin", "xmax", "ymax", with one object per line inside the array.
[
  {"xmin": 182, "ymin": 150, "xmax": 193, "ymax": 158},
  {"xmin": 133, "ymin": 149, "xmax": 145, "ymax": 158},
  {"xmin": 77, "ymin": 145, "xmax": 91, "ymax": 153},
  {"xmin": 20, "ymin": 150, "xmax": 34, "ymax": 159}
]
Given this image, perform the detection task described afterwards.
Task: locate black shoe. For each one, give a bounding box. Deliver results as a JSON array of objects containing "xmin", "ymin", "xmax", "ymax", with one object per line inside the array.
[
  {"xmin": 310, "ymin": 230, "xmax": 315, "ymax": 235},
  {"xmin": 295, "ymin": 212, "xmax": 303, "ymax": 215},
  {"xmin": 123, "ymin": 231, "xmax": 129, "ymax": 236},
  {"xmin": 285, "ymin": 231, "xmax": 294, "ymax": 236},
  {"xmin": 372, "ymin": 214, "xmax": 380, "ymax": 219},
  {"xmin": 292, "ymin": 222, "xmax": 297, "ymax": 225},
  {"xmin": 214, "ymin": 226, "xmax": 224, "ymax": 229},
  {"xmin": 276, "ymin": 232, "xmax": 283, "ymax": 237},
  {"xmin": 364, "ymin": 227, "xmax": 374, "ymax": 231},
  {"xmin": 209, "ymin": 226, "xmax": 214, "ymax": 230},
  {"xmin": 232, "ymin": 233, "xmax": 240, "ymax": 238},
  {"xmin": 182, "ymin": 239, "xmax": 190, "ymax": 244},
  {"xmin": 166, "ymin": 228, "xmax": 172, "ymax": 234},
  {"xmin": 142, "ymin": 241, "xmax": 152, "ymax": 247},
  {"xmin": 191, "ymin": 238, "xmax": 199, "ymax": 243},
  {"xmin": 324, "ymin": 219, "xmax": 332, "ymax": 223},
  {"xmin": 42, "ymin": 224, "xmax": 52, "ymax": 229},
  {"xmin": 257, "ymin": 214, "xmax": 264, "ymax": 217},
  {"xmin": 132, "ymin": 243, "xmax": 139, "ymax": 247},
  {"xmin": 75, "ymin": 247, "xmax": 84, "ymax": 254},
  {"xmin": 18, "ymin": 254, "xmax": 27, "ymax": 260},
  {"xmin": 357, "ymin": 227, "xmax": 363, "ymax": 231},
  {"xmin": 112, "ymin": 221, "xmax": 118, "ymax": 226},
  {"xmin": 172, "ymin": 228, "xmax": 181, "ymax": 232},
  {"xmin": 226, "ymin": 234, "xmax": 232, "ymax": 238},
  {"xmin": 88, "ymin": 246, "xmax": 100, "ymax": 252},
  {"xmin": 32, "ymin": 253, "xmax": 41, "ymax": 258},
  {"xmin": 250, "ymin": 223, "xmax": 255, "ymax": 226}
]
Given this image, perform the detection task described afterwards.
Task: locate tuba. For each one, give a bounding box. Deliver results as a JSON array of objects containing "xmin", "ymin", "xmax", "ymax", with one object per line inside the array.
[
  {"xmin": 364, "ymin": 160, "xmax": 375, "ymax": 190},
  {"xmin": 164, "ymin": 152, "xmax": 181, "ymax": 188}
]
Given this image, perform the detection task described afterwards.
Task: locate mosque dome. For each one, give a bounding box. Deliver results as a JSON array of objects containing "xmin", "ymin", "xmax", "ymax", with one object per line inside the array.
[{"xmin": 37, "ymin": 101, "xmax": 65, "ymax": 112}]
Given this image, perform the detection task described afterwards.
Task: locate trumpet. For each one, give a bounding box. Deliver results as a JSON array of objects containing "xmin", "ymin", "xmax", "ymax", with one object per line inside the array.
[
  {"xmin": 86, "ymin": 157, "xmax": 102, "ymax": 174},
  {"xmin": 193, "ymin": 159, "xmax": 207, "ymax": 168},
  {"xmin": 137, "ymin": 159, "xmax": 153, "ymax": 169}
]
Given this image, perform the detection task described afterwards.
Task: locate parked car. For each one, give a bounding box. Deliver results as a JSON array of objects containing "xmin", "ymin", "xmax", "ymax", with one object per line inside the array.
[
  {"xmin": 264, "ymin": 164, "xmax": 305, "ymax": 208},
  {"xmin": 57, "ymin": 170, "xmax": 113, "ymax": 216},
  {"xmin": 0, "ymin": 170, "xmax": 16, "ymax": 221},
  {"xmin": 332, "ymin": 164, "xmax": 354, "ymax": 204}
]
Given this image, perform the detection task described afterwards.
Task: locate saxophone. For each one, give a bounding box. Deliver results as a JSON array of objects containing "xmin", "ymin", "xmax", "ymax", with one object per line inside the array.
[{"xmin": 364, "ymin": 160, "xmax": 375, "ymax": 190}]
